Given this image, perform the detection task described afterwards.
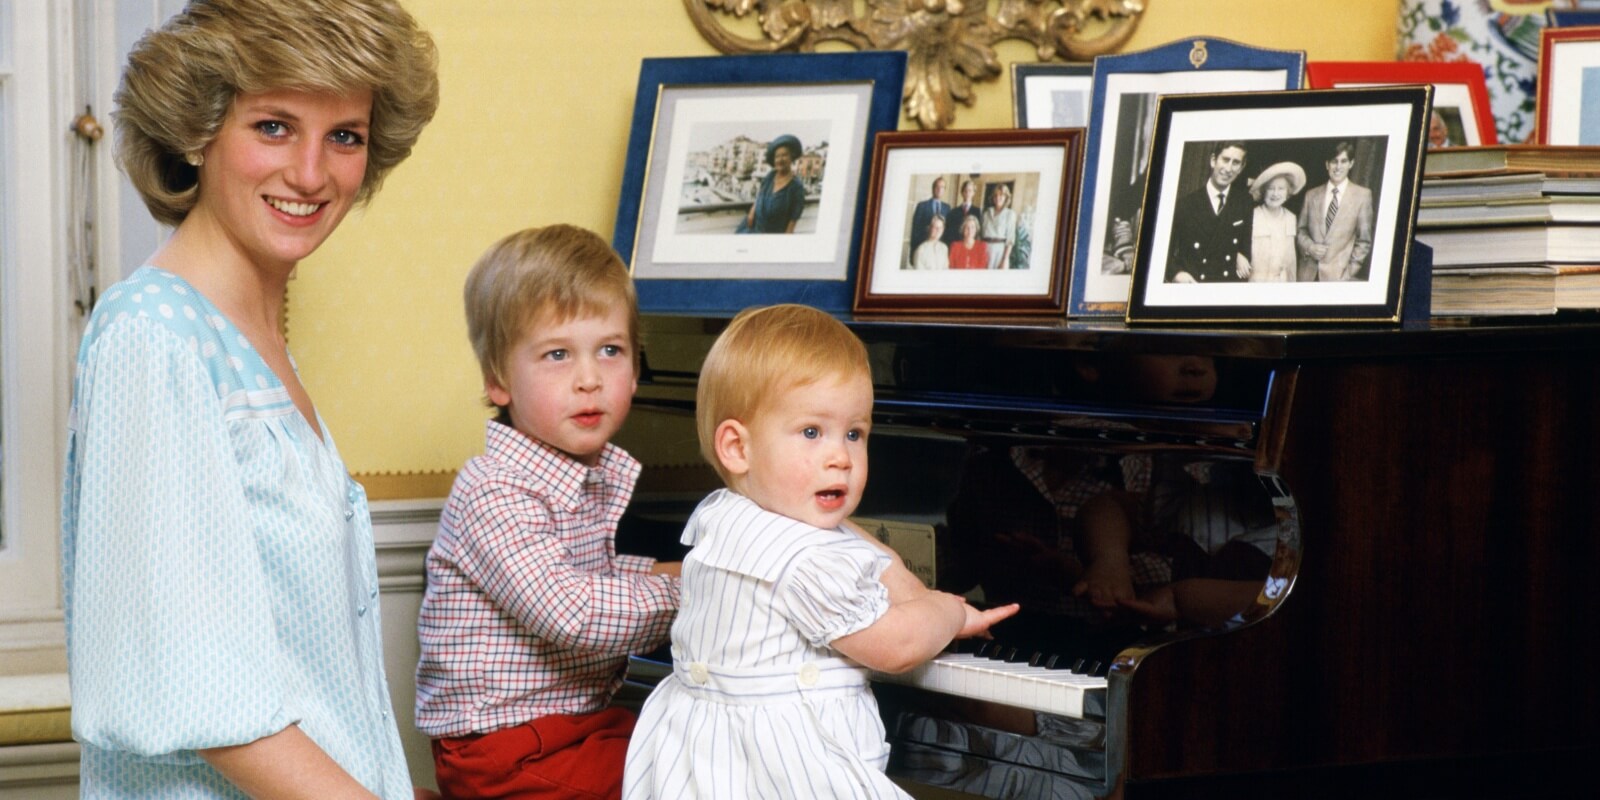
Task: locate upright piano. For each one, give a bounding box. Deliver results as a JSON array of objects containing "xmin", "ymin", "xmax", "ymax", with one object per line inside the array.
[{"xmin": 616, "ymin": 314, "xmax": 1600, "ymax": 798}]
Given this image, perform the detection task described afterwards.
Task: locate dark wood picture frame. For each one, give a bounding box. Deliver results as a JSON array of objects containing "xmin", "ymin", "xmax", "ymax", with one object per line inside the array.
[{"xmin": 854, "ymin": 128, "xmax": 1083, "ymax": 315}]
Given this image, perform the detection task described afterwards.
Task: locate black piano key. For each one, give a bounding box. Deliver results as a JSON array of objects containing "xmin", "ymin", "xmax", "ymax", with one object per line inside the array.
[
  {"xmin": 1043, "ymin": 654, "xmax": 1061, "ymax": 670},
  {"xmin": 1002, "ymin": 647, "xmax": 1022, "ymax": 662},
  {"xmin": 1084, "ymin": 660, "xmax": 1103, "ymax": 676},
  {"xmin": 1070, "ymin": 658, "xmax": 1087, "ymax": 673},
  {"xmin": 1027, "ymin": 651, "xmax": 1043, "ymax": 667}
]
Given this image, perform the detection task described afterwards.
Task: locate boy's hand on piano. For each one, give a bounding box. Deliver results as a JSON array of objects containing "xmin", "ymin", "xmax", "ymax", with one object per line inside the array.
[
  {"xmin": 1119, "ymin": 584, "xmax": 1177, "ymax": 624},
  {"xmin": 957, "ymin": 601, "xmax": 1020, "ymax": 639},
  {"xmin": 1073, "ymin": 558, "xmax": 1135, "ymax": 617}
]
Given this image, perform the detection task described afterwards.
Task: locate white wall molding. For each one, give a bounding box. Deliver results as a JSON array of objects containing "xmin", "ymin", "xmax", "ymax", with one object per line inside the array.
[{"xmin": 0, "ymin": 741, "xmax": 80, "ymax": 798}]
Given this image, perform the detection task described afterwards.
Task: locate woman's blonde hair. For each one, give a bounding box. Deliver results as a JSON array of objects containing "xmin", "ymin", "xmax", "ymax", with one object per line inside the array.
[
  {"xmin": 114, "ymin": 0, "xmax": 440, "ymax": 226},
  {"xmin": 695, "ymin": 304, "xmax": 871, "ymax": 482},
  {"xmin": 463, "ymin": 225, "xmax": 640, "ymax": 413}
]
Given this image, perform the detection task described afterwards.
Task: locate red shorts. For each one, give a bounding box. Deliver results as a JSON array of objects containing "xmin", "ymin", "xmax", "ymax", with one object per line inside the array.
[{"xmin": 431, "ymin": 707, "xmax": 637, "ymax": 800}]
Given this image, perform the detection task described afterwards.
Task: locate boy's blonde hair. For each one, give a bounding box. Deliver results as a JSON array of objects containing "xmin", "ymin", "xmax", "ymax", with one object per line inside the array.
[
  {"xmin": 464, "ymin": 225, "xmax": 640, "ymax": 411},
  {"xmin": 695, "ymin": 304, "xmax": 871, "ymax": 482},
  {"xmin": 114, "ymin": 0, "xmax": 440, "ymax": 227}
]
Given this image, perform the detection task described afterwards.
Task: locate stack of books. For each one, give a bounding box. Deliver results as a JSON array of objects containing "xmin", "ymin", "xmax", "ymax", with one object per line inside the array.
[{"xmin": 1416, "ymin": 145, "xmax": 1600, "ymax": 317}]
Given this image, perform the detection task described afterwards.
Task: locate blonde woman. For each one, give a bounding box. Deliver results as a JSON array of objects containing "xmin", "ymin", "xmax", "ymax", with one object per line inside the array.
[
  {"xmin": 62, "ymin": 1, "xmax": 439, "ymax": 797},
  {"xmin": 979, "ymin": 183, "xmax": 1018, "ymax": 269}
]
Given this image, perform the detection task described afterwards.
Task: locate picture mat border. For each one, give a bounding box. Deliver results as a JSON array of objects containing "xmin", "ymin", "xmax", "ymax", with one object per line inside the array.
[
  {"xmin": 854, "ymin": 128, "xmax": 1082, "ymax": 315},
  {"xmin": 1126, "ymin": 87, "xmax": 1430, "ymax": 325},
  {"xmin": 1069, "ymin": 38, "xmax": 1305, "ymax": 319},
  {"xmin": 612, "ymin": 51, "xmax": 907, "ymax": 313},
  {"xmin": 1306, "ymin": 60, "xmax": 1495, "ymax": 146},
  {"xmin": 1538, "ymin": 28, "xmax": 1600, "ymax": 146},
  {"xmin": 1011, "ymin": 62, "xmax": 1094, "ymax": 129},
  {"xmin": 871, "ymin": 149, "xmax": 1065, "ymax": 295}
]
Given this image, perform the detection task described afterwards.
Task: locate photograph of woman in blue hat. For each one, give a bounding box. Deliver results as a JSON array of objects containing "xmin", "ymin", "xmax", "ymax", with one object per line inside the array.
[{"xmin": 736, "ymin": 133, "xmax": 808, "ymax": 233}]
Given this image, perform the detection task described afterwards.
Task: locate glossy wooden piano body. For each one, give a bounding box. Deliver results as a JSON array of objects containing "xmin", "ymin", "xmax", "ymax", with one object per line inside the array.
[{"xmin": 618, "ymin": 313, "xmax": 1600, "ymax": 797}]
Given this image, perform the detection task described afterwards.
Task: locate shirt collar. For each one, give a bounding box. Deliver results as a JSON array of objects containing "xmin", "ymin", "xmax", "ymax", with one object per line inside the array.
[{"xmin": 482, "ymin": 419, "xmax": 637, "ymax": 508}]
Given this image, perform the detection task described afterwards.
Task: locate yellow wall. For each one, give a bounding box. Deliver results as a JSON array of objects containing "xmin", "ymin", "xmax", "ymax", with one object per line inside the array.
[{"xmin": 289, "ymin": 0, "xmax": 1402, "ymax": 488}]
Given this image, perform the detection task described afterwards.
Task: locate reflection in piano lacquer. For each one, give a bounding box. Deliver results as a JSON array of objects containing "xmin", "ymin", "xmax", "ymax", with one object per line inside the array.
[
  {"xmin": 874, "ymin": 677, "xmax": 1112, "ymax": 800},
  {"xmin": 892, "ymin": 712, "xmax": 1107, "ymax": 800},
  {"xmin": 864, "ymin": 432, "xmax": 1289, "ymax": 798}
]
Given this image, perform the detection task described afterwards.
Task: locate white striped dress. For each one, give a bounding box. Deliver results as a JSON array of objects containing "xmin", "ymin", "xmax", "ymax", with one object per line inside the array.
[{"xmin": 623, "ymin": 489, "xmax": 911, "ymax": 799}]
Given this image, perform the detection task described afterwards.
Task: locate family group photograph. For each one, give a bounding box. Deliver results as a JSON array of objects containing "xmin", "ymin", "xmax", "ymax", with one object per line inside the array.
[{"xmin": 1160, "ymin": 136, "xmax": 1386, "ymax": 286}]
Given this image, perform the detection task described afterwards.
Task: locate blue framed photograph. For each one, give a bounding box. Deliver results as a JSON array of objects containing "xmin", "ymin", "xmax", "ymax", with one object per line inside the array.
[
  {"xmin": 1126, "ymin": 87, "xmax": 1430, "ymax": 325},
  {"xmin": 1548, "ymin": 10, "xmax": 1600, "ymax": 28},
  {"xmin": 1011, "ymin": 63, "xmax": 1094, "ymax": 129},
  {"xmin": 1069, "ymin": 38, "xmax": 1305, "ymax": 318},
  {"xmin": 612, "ymin": 52, "xmax": 907, "ymax": 313}
]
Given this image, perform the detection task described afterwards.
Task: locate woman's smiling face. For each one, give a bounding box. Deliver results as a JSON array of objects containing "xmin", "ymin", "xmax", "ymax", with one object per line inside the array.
[
  {"xmin": 1263, "ymin": 176, "xmax": 1289, "ymax": 209},
  {"xmin": 772, "ymin": 145, "xmax": 795, "ymax": 175},
  {"xmin": 192, "ymin": 87, "xmax": 372, "ymax": 271}
]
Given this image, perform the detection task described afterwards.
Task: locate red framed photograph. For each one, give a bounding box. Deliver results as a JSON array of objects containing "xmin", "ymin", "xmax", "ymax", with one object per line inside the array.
[
  {"xmin": 1537, "ymin": 26, "xmax": 1600, "ymax": 145},
  {"xmin": 1308, "ymin": 61, "xmax": 1495, "ymax": 148}
]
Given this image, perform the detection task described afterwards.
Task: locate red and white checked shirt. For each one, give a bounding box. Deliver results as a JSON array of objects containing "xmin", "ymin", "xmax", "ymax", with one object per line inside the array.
[{"xmin": 414, "ymin": 421, "xmax": 680, "ymax": 737}]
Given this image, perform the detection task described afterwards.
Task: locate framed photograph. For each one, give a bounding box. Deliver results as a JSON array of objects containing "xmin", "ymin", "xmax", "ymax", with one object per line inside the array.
[
  {"xmin": 1537, "ymin": 26, "xmax": 1600, "ymax": 145},
  {"xmin": 1126, "ymin": 87, "xmax": 1431, "ymax": 324},
  {"xmin": 1069, "ymin": 38, "xmax": 1305, "ymax": 318},
  {"xmin": 1012, "ymin": 63, "xmax": 1094, "ymax": 129},
  {"xmin": 612, "ymin": 51, "xmax": 907, "ymax": 313},
  {"xmin": 853, "ymin": 129, "xmax": 1083, "ymax": 315},
  {"xmin": 1307, "ymin": 60, "xmax": 1495, "ymax": 147}
]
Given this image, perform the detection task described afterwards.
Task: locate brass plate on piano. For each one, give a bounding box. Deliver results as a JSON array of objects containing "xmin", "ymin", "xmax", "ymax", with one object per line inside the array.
[{"xmin": 853, "ymin": 516, "xmax": 937, "ymax": 589}]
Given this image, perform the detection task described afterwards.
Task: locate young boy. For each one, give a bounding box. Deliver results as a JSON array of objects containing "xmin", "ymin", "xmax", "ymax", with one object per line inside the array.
[
  {"xmin": 623, "ymin": 304, "xmax": 1015, "ymax": 798},
  {"xmin": 416, "ymin": 225, "xmax": 681, "ymax": 800}
]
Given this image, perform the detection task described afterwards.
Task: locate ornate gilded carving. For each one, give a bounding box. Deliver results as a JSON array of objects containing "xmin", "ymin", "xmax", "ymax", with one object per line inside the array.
[{"xmin": 683, "ymin": 0, "xmax": 1147, "ymax": 130}]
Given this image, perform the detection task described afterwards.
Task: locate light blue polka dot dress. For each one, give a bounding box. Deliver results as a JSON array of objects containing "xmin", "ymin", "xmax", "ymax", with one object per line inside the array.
[{"xmin": 61, "ymin": 266, "xmax": 412, "ymax": 798}]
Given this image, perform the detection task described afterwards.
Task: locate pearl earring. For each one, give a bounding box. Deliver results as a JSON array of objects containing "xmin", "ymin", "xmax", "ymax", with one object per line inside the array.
[{"xmin": 184, "ymin": 151, "xmax": 204, "ymax": 167}]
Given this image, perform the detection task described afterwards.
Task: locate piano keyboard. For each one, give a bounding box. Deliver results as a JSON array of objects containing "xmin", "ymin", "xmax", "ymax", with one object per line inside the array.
[{"xmin": 872, "ymin": 650, "xmax": 1108, "ymax": 719}]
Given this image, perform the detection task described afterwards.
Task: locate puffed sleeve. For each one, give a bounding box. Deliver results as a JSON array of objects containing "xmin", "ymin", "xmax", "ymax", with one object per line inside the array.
[
  {"xmin": 65, "ymin": 317, "xmax": 293, "ymax": 759},
  {"xmin": 770, "ymin": 539, "xmax": 891, "ymax": 648}
]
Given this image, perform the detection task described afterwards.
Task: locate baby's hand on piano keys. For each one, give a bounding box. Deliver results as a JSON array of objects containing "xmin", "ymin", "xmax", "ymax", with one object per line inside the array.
[{"xmin": 957, "ymin": 601, "xmax": 1020, "ymax": 639}]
